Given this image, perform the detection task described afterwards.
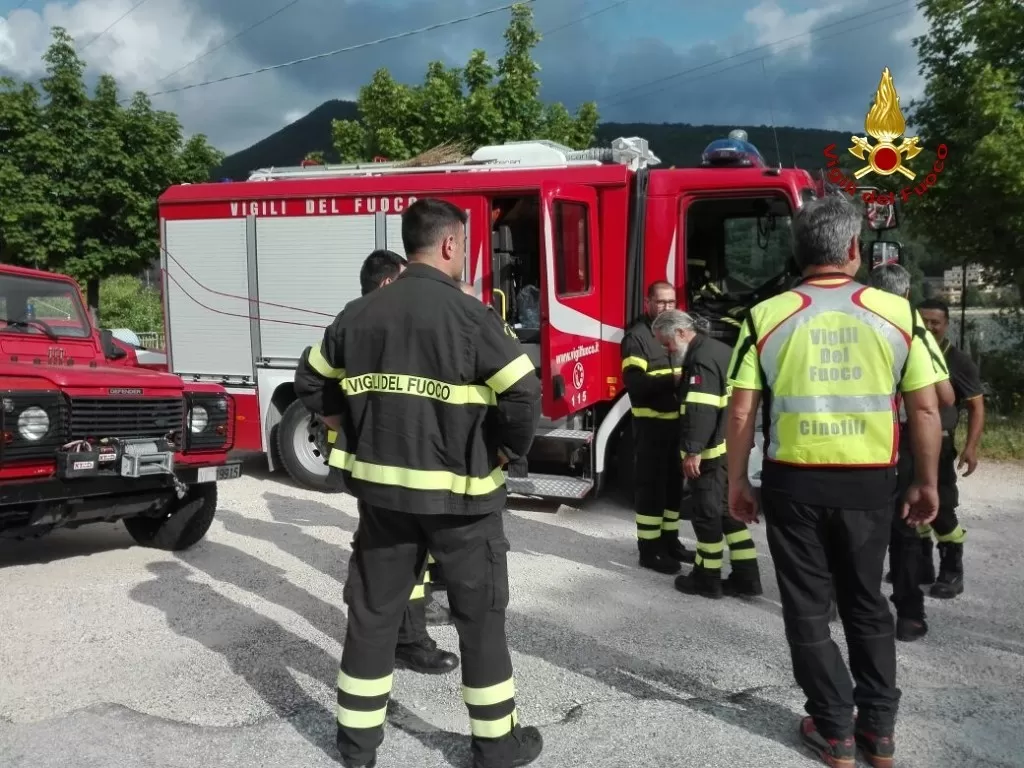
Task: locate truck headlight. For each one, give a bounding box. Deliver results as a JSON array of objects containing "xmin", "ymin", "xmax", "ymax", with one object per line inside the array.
[
  {"xmin": 189, "ymin": 405, "xmax": 209, "ymax": 433},
  {"xmin": 17, "ymin": 406, "xmax": 50, "ymax": 441}
]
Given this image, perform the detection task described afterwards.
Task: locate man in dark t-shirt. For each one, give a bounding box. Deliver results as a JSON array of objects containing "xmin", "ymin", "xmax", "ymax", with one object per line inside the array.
[{"xmin": 916, "ymin": 299, "xmax": 985, "ymax": 600}]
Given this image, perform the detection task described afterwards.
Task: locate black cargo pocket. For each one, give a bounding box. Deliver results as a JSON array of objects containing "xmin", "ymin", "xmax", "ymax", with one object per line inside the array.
[{"xmin": 487, "ymin": 537, "xmax": 512, "ymax": 611}]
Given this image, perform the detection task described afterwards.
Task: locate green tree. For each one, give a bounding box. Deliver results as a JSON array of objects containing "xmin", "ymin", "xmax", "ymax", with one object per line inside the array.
[
  {"xmin": 910, "ymin": 0, "xmax": 1024, "ymax": 300},
  {"xmin": 97, "ymin": 274, "xmax": 164, "ymax": 333},
  {"xmin": 0, "ymin": 27, "xmax": 223, "ymax": 308},
  {"xmin": 332, "ymin": 3, "xmax": 599, "ymax": 161}
]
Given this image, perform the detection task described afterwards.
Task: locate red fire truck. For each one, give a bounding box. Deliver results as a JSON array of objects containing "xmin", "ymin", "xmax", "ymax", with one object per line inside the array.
[{"xmin": 156, "ymin": 132, "xmax": 897, "ymax": 500}]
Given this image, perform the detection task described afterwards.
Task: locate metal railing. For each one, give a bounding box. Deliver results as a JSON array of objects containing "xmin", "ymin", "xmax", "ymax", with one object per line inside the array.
[{"xmin": 135, "ymin": 332, "xmax": 165, "ymax": 350}]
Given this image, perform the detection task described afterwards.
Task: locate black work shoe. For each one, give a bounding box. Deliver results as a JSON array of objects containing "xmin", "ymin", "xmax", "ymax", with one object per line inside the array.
[
  {"xmin": 855, "ymin": 728, "xmax": 896, "ymax": 768},
  {"xmin": 896, "ymin": 615, "xmax": 928, "ymax": 642},
  {"xmin": 340, "ymin": 756, "xmax": 376, "ymax": 768},
  {"xmin": 800, "ymin": 717, "xmax": 855, "ymax": 767},
  {"xmin": 674, "ymin": 570, "xmax": 723, "ymax": 599},
  {"xmin": 471, "ymin": 724, "xmax": 543, "ymax": 768},
  {"xmin": 930, "ymin": 541, "xmax": 964, "ymax": 599},
  {"xmin": 929, "ymin": 574, "xmax": 964, "ymax": 599},
  {"xmin": 395, "ymin": 640, "xmax": 459, "ymax": 675},
  {"xmin": 722, "ymin": 570, "xmax": 763, "ymax": 598},
  {"xmin": 425, "ymin": 599, "xmax": 452, "ymax": 625},
  {"xmin": 637, "ymin": 540, "xmax": 681, "ymax": 574},
  {"xmin": 662, "ymin": 536, "xmax": 697, "ymax": 564}
]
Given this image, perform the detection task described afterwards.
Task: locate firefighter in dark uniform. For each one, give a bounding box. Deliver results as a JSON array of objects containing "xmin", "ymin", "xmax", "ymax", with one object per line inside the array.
[
  {"xmin": 298, "ymin": 248, "xmax": 457, "ymax": 676},
  {"xmin": 620, "ymin": 281, "xmax": 695, "ymax": 574},
  {"xmin": 726, "ymin": 195, "xmax": 945, "ymax": 768},
  {"xmin": 917, "ymin": 298, "xmax": 985, "ymax": 600},
  {"xmin": 868, "ymin": 265, "xmax": 954, "ymax": 643},
  {"xmin": 295, "ymin": 199, "xmax": 543, "ymax": 768},
  {"xmin": 651, "ymin": 309, "xmax": 762, "ymax": 600}
]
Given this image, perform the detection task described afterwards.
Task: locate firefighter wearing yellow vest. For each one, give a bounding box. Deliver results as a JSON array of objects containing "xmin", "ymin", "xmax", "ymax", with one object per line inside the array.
[
  {"xmin": 651, "ymin": 309, "xmax": 762, "ymax": 600},
  {"xmin": 726, "ymin": 195, "xmax": 945, "ymax": 768},
  {"xmin": 297, "ymin": 248, "xmax": 458, "ymax": 677},
  {"xmin": 297, "ymin": 200, "xmax": 543, "ymax": 768},
  {"xmin": 620, "ymin": 281, "xmax": 695, "ymax": 574}
]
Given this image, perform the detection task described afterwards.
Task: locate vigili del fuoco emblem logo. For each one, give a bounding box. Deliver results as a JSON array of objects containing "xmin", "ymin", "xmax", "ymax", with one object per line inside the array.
[
  {"xmin": 823, "ymin": 67, "xmax": 948, "ymax": 204},
  {"xmin": 849, "ymin": 67, "xmax": 922, "ymax": 180}
]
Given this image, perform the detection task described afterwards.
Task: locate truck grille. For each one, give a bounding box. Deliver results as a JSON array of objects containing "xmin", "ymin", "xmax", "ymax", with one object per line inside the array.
[{"xmin": 69, "ymin": 398, "xmax": 184, "ymax": 441}]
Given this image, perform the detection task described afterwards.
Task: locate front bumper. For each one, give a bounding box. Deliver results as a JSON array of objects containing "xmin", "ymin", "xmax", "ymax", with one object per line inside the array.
[{"xmin": 0, "ymin": 461, "xmax": 242, "ymax": 508}]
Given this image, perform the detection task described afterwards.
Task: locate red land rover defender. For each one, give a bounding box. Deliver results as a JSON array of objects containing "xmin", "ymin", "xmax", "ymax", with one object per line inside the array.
[{"xmin": 0, "ymin": 264, "xmax": 242, "ymax": 550}]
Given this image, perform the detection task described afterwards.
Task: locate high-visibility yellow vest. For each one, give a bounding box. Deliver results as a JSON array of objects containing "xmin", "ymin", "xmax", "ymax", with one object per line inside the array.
[{"xmin": 751, "ymin": 278, "xmax": 913, "ymax": 467}]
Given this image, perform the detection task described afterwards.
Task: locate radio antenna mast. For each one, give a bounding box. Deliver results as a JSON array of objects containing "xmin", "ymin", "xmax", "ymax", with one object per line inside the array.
[{"xmin": 761, "ymin": 57, "xmax": 783, "ymax": 170}]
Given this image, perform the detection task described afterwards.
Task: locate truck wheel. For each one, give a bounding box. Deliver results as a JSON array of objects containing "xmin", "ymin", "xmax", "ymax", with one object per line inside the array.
[
  {"xmin": 277, "ymin": 399, "xmax": 336, "ymax": 491},
  {"xmin": 123, "ymin": 483, "xmax": 217, "ymax": 551}
]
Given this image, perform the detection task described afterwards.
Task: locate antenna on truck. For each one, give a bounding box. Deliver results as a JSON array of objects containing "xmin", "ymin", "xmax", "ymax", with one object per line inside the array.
[{"xmin": 247, "ymin": 136, "xmax": 662, "ymax": 181}]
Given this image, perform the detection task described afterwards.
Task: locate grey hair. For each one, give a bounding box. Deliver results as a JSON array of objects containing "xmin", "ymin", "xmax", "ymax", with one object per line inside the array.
[
  {"xmin": 868, "ymin": 263, "xmax": 911, "ymax": 298},
  {"xmin": 791, "ymin": 194, "xmax": 862, "ymax": 269},
  {"xmin": 651, "ymin": 309, "xmax": 696, "ymax": 338}
]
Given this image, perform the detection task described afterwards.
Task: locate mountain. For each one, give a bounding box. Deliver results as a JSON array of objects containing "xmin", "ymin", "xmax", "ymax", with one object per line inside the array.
[{"xmin": 212, "ymin": 99, "xmax": 855, "ymax": 180}]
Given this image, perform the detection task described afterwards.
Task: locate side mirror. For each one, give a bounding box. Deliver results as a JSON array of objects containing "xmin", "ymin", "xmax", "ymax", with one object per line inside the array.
[
  {"xmin": 99, "ymin": 329, "xmax": 128, "ymax": 360},
  {"xmin": 867, "ymin": 240, "xmax": 903, "ymax": 269}
]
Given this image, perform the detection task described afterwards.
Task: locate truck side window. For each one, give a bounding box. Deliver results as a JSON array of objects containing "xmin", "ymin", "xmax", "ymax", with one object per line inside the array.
[{"xmin": 554, "ymin": 202, "xmax": 591, "ymax": 296}]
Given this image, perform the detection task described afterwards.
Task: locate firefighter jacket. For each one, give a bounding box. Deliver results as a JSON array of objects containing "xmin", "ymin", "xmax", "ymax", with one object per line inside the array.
[
  {"xmin": 620, "ymin": 317, "xmax": 678, "ymax": 421},
  {"xmin": 677, "ymin": 333, "xmax": 732, "ymax": 461},
  {"xmin": 293, "ymin": 263, "xmax": 541, "ymax": 517}
]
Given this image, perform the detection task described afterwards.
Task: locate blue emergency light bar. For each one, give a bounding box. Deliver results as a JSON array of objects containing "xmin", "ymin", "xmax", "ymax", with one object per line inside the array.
[{"xmin": 701, "ymin": 129, "xmax": 766, "ymax": 168}]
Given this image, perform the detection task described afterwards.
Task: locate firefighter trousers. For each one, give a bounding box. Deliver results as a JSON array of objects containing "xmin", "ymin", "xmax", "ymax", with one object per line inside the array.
[
  {"xmin": 337, "ymin": 504, "xmax": 519, "ymax": 767},
  {"xmin": 688, "ymin": 459, "xmax": 757, "ymax": 575},
  {"xmin": 762, "ymin": 488, "xmax": 900, "ymax": 739},
  {"xmin": 632, "ymin": 420, "xmax": 682, "ymax": 543},
  {"xmin": 357, "ymin": 501, "xmax": 432, "ymax": 648},
  {"xmin": 916, "ymin": 435, "xmax": 967, "ymax": 546}
]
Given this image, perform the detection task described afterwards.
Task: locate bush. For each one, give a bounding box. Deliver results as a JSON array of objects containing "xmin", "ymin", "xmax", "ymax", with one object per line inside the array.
[{"xmin": 97, "ymin": 275, "xmax": 163, "ymax": 333}]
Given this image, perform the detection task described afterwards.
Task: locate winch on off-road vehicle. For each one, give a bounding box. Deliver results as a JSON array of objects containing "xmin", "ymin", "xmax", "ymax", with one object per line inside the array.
[{"xmin": 1, "ymin": 264, "xmax": 241, "ymax": 550}]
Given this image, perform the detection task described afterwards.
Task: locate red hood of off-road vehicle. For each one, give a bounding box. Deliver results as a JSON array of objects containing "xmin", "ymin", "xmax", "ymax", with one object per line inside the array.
[{"xmin": 1, "ymin": 334, "xmax": 183, "ymax": 394}]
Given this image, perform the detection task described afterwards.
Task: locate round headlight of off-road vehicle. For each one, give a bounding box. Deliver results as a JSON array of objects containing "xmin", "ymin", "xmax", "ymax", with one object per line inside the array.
[
  {"xmin": 17, "ymin": 406, "xmax": 50, "ymax": 441},
  {"xmin": 189, "ymin": 405, "xmax": 209, "ymax": 433}
]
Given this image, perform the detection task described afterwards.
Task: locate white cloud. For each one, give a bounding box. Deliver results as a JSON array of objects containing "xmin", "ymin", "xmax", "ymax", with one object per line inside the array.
[
  {"xmin": 744, "ymin": 0, "xmax": 846, "ymax": 60},
  {"xmin": 0, "ymin": 0, "xmax": 318, "ymax": 153}
]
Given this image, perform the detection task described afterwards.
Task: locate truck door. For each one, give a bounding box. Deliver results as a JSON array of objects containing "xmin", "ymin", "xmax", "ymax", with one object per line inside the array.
[{"xmin": 540, "ymin": 182, "xmax": 603, "ymax": 420}]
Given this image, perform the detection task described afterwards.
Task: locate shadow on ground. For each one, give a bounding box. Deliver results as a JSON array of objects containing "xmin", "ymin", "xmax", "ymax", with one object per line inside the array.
[
  {"xmin": 228, "ymin": 493, "xmax": 802, "ymax": 757},
  {"xmin": 0, "ymin": 523, "xmax": 135, "ymax": 568}
]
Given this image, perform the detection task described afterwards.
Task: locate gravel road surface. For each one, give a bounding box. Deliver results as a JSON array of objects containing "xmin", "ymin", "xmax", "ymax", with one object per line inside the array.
[{"xmin": 1, "ymin": 457, "xmax": 1022, "ymax": 768}]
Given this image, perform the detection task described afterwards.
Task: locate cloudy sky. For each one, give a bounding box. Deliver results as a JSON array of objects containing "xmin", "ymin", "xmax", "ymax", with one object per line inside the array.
[{"xmin": 0, "ymin": 0, "xmax": 930, "ymax": 155}]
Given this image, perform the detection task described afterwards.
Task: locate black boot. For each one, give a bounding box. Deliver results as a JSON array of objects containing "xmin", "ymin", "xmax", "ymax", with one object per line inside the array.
[
  {"xmin": 723, "ymin": 563, "xmax": 763, "ymax": 597},
  {"xmin": 674, "ymin": 566, "xmax": 723, "ymax": 599},
  {"xmin": 638, "ymin": 539, "xmax": 681, "ymax": 575},
  {"xmin": 395, "ymin": 637, "xmax": 460, "ymax": 675},
  {"xmin": 896, "ymin": 615, "xmax": 928, "ymax": 642},
  {"xmin": 919, "ymin": 537, "xmax": 936, "ymax": 585},
  {"xmin": 661, "ymin": 533, "xmax": 696, "ymax": 564},
  {"xmin": 471, "ymin": 724, "xmax": 543, "ymax": 768},
  {"xmin": 930, "ymin": 541, "xmax": 964, "ymax": 599}
]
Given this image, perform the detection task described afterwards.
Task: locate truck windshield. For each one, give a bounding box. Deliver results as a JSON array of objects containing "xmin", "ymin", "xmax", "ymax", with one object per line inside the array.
[
  {"xmin": 685, "ymin": 194, "xmax": 794, "ymax": 299},
  {"xmin": 0, "ymin": 273, "xmax": 91, "ymax": 339},
  {"xmin": 722, "ymin": 214, "xmax": 793, "ymax": 293}
]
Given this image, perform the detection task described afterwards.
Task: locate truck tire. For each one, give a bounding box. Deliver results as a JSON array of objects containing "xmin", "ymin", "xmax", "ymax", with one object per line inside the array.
[
  {"xmin": 277, "ymin": 399, "xmax": 337, "ymax": 491},
  {"xmin": 123, "ymin": 483, "xmax": 217, "ymax": 551}
]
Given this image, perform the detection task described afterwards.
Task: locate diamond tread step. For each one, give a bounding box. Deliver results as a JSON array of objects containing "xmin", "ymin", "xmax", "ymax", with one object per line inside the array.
[
  {"xmin": 537, "ymin": 428, "xmax": 593, "ymax": 442},
  {"xmin": 506, "ymin": 473, "xmax": 594, "ymax": 500}
]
